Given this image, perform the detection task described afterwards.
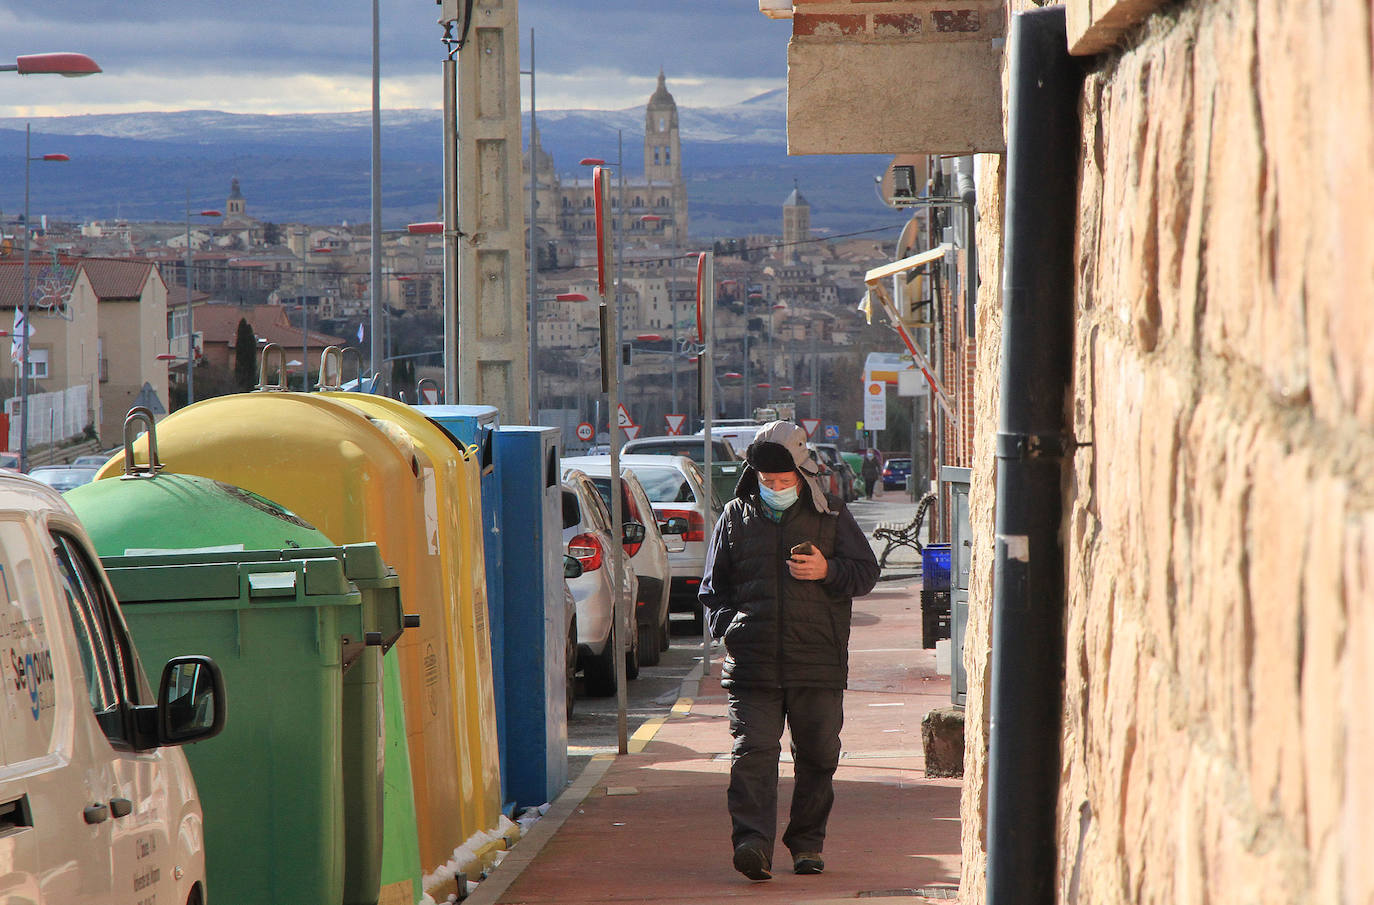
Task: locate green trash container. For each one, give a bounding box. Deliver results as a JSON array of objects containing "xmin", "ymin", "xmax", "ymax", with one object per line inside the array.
[
  {"xmin": 100, "ymin": 551, "xmax": 364, "ymax": 905},
  {"xmin": 69, "ymin": 472, "xmax": 420, "ymax": 905}
]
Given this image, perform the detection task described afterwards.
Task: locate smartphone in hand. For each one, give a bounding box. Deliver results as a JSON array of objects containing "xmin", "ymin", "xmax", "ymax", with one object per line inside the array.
[{"xmin": 790, "ymin": 542, "xmax": 815, "ymax": 558}]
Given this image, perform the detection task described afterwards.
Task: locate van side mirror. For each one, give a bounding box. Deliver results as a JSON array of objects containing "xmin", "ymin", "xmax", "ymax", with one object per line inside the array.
[
  {"xmin": 622, "ymin": 521, "xmax": 646, "ymax": 545},
  {"xmin": 563, "ymin": 554, "xmax": 583, "ymax": 579},
  {"xmin": 660, "ymin": 516, "xmax": 689, "ymax": 536},
  {"xmin": 158, "ymin": 656, "xmax": 226, "ymax": 746}
]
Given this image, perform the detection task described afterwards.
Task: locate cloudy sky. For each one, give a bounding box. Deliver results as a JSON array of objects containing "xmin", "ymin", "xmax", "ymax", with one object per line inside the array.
[{"xmin": 1, "ymin": 1, "xmax": 789, "ymax": 117}]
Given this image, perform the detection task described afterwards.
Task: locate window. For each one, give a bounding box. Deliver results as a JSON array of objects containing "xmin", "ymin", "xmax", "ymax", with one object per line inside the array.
[
  {"xmin": 52, "ymin": 532, "xmax": 148, "ymax": 744},
  {"xmin": 654, "ymin": 148, "xmax": 661, "ymax": 166},
  {"xmin": 26, "ymin": 349, "xmax": 48, "ymax": 379}
]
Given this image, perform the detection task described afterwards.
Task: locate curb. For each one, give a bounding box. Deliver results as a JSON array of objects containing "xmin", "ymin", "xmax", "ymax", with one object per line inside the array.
[{"xmin": 461, "ymin": 657, "xmax": 709, "ymax": 905}]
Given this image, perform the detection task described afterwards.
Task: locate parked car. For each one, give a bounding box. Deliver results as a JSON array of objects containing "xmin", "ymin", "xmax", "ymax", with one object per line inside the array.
[
  {"xmin": 622, "ymin": 434, "xmax": 741, "ymax": 464},
  {"xmin": 561, "ymin": 469, "xmax": 640, "ymax": 696},
  {"xmin": 561, "ymin": 554, "xmax": 581, "ymax": 717},
  {"xmin": 561, "ymin": 457, "xmax": 672, "ymax": 665},
  {"xmin": 72, "ymin": 448, "xmax": 121, "ymax": 468},
  {"xmin": 882, "ymin": 456, "xmax": 914, "ymax": 491},
  {"xmin": 0, "ymin": 452, "xmax": 18, "ymax": 471},
  {"xmin": 27, "ymin": 464, "xmax": 101, "ymax": 493},
  {"xmin": 696, "ymin": 423, "xmax": 765, "ymax": 457},
  {"xmin": 0, "ymin": 471, "xmax": 226, "ymax": 905},
  {"xmin": 618, "ymin": 453, "xmax": 720, "ymax": 633},
  {"xmin": 811, "ymin": 442, "xmax": 859, "ymax": 502}
]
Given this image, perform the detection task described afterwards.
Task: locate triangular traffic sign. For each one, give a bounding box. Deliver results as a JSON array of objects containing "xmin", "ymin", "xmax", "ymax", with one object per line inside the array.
[
  {"xmin": 623, "ymin": 424, "xmax": 642, "ymax": 440},
  {"xmin": 801, "ymin": 417, "xmax": 821, "ymax": 439},
  {"xmin": 616, "ymin": 403, "xmax": 635, "ymax": 428},
  {"xmin": 665, "ymin": 413, "xmax": 687, "ymax": 436}
]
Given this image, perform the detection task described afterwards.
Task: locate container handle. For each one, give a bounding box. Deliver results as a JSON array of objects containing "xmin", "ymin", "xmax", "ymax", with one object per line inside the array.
[
  {"xmin": 416, "ymin": 377, "xmax": 442, "ymax": 404},
  {"xmin": 121, "ymin": 407, "xmax": 163, "ymax": 479},
  {"xmin": 316, "ymin": 346, "xmax": 343, "ymax": 391},
  {"xmin": 256, "ymin": 342, "xmax": 288, "ymax": 392}
]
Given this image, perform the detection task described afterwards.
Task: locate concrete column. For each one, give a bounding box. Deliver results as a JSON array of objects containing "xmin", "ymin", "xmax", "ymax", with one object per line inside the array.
[{"xmin": 458, "ymin": 0, "xmax": 529, "ymax": 420}]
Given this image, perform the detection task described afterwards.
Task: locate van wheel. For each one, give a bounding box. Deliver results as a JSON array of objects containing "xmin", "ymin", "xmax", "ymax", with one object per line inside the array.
[
  {"xmin": 583, "ymin": 625, "xmax": 618, "ymax": 697},
  {"xmin": 637, "ymin": 623, "xmax": 661, "ymax": 667}
]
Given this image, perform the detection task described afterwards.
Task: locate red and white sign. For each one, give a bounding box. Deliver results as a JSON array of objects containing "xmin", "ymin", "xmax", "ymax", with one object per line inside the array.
[
  {"xmin": 575, "ymin": 421, "xmax": 595, "ymax": 442},
  {"xmin": 616, "ymin": 403, "xmax": 635, "ymax": 429},
  {"xmin": 800, "ymin": 417, "xmax": 821, "ymax": 439},
  {"xmin": 623, "ymin": 424, "xmax": 642, "ymax": 441},
  {"xmin": 420, "ymin": 386, "xmax": 440, "ymax": 404},
  {"xmin": 665, "ymin": 413, "xmax": 687, "ymax": 436}
]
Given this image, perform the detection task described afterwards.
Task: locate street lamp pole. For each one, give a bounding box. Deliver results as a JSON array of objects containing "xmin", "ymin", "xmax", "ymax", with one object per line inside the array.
[
  {"xmin": 182, "ymin": 202, "xmax": 222, "ymax": 407},
  {"xmin": 521, "ymin": 29, "xmax": 538, "ymax": 418},
  {"xmin": 20, "ymin": 127, "xmax": 69, "ymax": 473}
]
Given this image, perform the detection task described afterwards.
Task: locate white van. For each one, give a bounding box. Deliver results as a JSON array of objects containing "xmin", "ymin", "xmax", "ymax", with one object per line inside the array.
[{"xmin": 0, "ymin": 473, "xmax": 225, "ymax": 905}]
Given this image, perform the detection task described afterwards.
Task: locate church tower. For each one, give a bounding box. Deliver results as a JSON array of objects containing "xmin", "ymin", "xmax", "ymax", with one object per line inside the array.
[
  {"xmin": 644, "ymin": 70, "xmax": 680, "ymax": 185},
  {"xmin": 783, "ymin": 180, "xmax": 811, "ymax": 258},
  {"xmin": 643, "ymin": 70, "xmax": 688, "ymax": 240},
  {"xmin": 226, "ymin": 178, "xmax": 246, "ymax": 219}
]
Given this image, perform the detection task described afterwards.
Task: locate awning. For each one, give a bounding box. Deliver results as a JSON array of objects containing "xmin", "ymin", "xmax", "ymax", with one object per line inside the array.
[{"xmin": 863, "ymin": 247, "xmax": 955, "ymax": 422}]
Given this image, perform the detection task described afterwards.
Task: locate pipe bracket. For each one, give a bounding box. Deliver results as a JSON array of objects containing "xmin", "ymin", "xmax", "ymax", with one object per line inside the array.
[{"xmin": 995, "ymin": 430, "xmax": 1087, "ymax": 461}]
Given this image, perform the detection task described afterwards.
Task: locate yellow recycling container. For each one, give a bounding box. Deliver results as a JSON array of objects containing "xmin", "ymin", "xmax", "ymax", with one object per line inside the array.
[
  {"xmin": 323, "ymin": 394, "xmax": 505, "ymax": 847},
  {"xmin": 95, "ymin": 392, "xmax": 498, "ymax": 882}
]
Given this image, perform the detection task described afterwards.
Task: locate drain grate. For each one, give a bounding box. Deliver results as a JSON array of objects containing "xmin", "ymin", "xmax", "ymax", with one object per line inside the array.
[{"xmin": 856, "ymin": 887, "xmax": 957, "ymax": 899}]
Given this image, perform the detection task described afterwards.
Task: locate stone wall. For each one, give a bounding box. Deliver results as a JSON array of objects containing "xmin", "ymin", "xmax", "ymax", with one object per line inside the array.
[{"xmin": 961, "ymin": 1, "xmax": 1373, "ymax": 902}]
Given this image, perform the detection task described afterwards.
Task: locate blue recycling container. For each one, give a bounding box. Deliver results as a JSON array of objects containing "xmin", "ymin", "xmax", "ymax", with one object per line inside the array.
[
  {"xmin": 922, "ymin": 543, "xmax": 951, "ymax": 592},
  {"xmin": 489, "ymin": 425, "xmax": 568, "ymax": 809}
]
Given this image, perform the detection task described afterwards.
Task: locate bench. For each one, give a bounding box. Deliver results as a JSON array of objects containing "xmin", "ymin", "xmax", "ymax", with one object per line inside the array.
[{"xmin": 872, "ymin": 491, "xmax": 938, "ymax": 569}]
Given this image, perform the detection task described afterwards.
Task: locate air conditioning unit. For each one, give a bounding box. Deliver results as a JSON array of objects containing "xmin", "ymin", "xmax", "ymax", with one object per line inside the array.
[{"xmin": 759, "ymin": 0, "xmax": 793, "ymax": 18}]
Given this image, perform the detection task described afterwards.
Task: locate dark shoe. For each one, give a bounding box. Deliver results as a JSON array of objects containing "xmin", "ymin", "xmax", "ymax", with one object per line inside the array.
[
  {"xmin": 733, "ymin": 842, "xmax": 773, "ymax": 881},
  {"xmin": 793, "ymin": 852, "xmax": 825, "ymax": 874}
]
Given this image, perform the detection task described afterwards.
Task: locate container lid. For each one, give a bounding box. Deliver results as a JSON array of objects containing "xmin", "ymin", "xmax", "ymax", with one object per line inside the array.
[{"xmin": 68, "ymin": 472, "xmax": 334, "ymax": 558}]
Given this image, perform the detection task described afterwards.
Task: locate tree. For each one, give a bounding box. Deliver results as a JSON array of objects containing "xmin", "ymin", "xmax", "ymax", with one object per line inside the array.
[
  {"xmin": 262, "ymin": 222, "xmax": 283, "ymax": 246},
  {"xmin": 233, "ymin": 319, "xmax": 258, "ymax": 392}
]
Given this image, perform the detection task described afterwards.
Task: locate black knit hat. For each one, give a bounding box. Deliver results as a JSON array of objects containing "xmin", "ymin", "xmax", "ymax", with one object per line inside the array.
[{"xmin": 745, "ymin": 439, "xmax": 796, "ymax": 473}]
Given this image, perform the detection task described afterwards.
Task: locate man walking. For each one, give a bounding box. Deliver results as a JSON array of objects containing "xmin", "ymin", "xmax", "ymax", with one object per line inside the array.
[{"xmin": 699, "ymin": 421, "xmax": 880, "ymax": 881}]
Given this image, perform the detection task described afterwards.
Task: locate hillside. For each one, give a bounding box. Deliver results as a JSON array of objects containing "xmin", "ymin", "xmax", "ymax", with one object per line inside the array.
[{"xmin": 0, "ymin": 90, "xmax": 906, "ymax": 238}]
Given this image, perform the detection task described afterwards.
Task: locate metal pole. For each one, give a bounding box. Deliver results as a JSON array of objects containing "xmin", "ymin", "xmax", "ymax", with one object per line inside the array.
[
  {"xmin": 525, "ymin": 29, "xmax": 538, "ymax": 418},
  {"xmin": 670, "ymin": 215, "xmax": 678, "ymax": 415},
  {"xmin": 810, "ymin": 332, "xmax": 818, "ymax": 418},
  {"xmin": 369, "ymin": 0, "xmax": 383, "ymax": 384},
  {"xmin": 699, "ymin": 251, "xmax": 715, "ymax": 675},
  {"xmin": 743, "ymin": 292, "xmax": 751, "ymax": 419},
  {"xmin": 185, "ymin": 190, "xmax": 195, "ymax": 406},
  {"xmin": 615, "ymin": 130, "xmax": 625, "ymax": 393},
  {"xmin": 302, "ymin": 302, "xmax": 309, "ymax": 390},
  {"xmin": 442, "ymin": 54, "xmax": 459, "ymax": 403},
  {"xmin": 19, "ymin": 124, "xmax": 30, "ymax": 472}
]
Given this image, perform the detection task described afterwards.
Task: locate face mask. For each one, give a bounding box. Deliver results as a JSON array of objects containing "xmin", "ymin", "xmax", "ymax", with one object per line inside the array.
[{"xmin": 759, "ymin": 483, "xmax": 799, "ymax": 510}]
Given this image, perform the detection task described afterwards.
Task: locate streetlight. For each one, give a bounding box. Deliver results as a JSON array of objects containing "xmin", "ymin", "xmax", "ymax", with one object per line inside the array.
[
  {"xmin": 579, "ymin": 137, "xmax": 626, "ymax": 396},
  {"xmin": 183, "ymin": 202, "xmax": 222, "ymax": 406},
  {"xmin": 8, "ymin": 51, "xmax": 100, "ymax": 473},
  {"xmin": 1, "ymin": 53, "xmax": 101, "ymax": 77},
  {"xmin": 19, "ymin": 130, "xmax": 70, "ymax": 474},
  {"xmin": 528, "ymin": 291, "xmax": 590, "ymax": 414},
  {"xmin": 638, "ymin": 212, "xmax": 680, "ymax": 416}
]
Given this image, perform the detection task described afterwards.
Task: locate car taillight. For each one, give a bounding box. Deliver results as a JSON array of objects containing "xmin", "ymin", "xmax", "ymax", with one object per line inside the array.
[
  {"xmin": 568, "ymin": 533, "xmax": 604, "ymax": 571},
  {"xmin": 625, "ymin": 537, "xmax": 643, "ymax": 558},
  {"xmin": 660, "ymin": 508, "xmax": 706, "ymax": 542}
]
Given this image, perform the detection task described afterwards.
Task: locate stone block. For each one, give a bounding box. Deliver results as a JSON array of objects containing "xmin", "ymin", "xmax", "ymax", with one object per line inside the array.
[{"xmin": 921, "ymin": 706, "xmax": 965, "ymax": 777}]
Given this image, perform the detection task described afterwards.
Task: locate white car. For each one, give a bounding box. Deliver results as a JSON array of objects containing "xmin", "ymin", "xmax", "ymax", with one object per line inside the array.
[
  {"xmin": 561, "ymin": 457, "xmax": 673, "ymax": 665},
  {"xmin": 617, "ymin": 453, "xmax": 721, "ymax": 634},
  {"xmin": 561, "ymin": 469, "xmax": 640, "ymax": 696},
  {"xmin": 0, "ymin": 472, "xmax": 226, "ymax": 905}
]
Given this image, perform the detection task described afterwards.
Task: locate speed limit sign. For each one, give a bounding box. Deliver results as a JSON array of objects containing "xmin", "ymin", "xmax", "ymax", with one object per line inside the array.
[{"xmin": 575, "ymin": 422, "xmax": 595, "ymax": 442}]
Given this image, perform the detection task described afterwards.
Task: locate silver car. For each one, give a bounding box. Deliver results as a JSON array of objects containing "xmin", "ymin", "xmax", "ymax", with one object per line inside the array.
[
  {"xmin": 561, "ymin": 469, "xmax": 640, "ymax": 697},
  {"xmin": 27, "ymin": 465, "xmax": 100, "ymax": 493},
  {"xmin": 618, "ymin": 453, "xmax": 721, "ymax": 634},
  {"xmin": 561, "ymin": 458, "xmax": 673, "ymax": 665}
]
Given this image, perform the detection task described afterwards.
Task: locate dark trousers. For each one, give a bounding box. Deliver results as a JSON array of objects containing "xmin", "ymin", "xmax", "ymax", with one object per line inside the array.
[{"xmin": 726, "ymin": 685, "xmax": 844, "ymax": 858}]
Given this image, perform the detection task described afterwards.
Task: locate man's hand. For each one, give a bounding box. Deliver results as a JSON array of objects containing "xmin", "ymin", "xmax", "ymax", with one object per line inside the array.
[{"xmin": 788, "ymin": 547, "xmax": 829, "ymax": 581}]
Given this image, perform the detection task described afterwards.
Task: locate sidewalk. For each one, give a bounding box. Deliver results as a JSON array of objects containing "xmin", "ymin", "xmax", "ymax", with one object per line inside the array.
[{"xmin": 465, "ymin": 580, "xmax": 962, "ymax": 905}]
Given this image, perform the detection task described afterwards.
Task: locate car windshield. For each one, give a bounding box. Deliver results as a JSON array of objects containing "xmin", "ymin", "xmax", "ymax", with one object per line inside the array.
[
  {"xmin": 30, "ymin": 467, "xmax": 99, "ymax": 492},
  {"xmin": 887, "ymin": 459, "xmax": 912, "ymax": 469},
  {"xmin": 633, "ymin": 466, "xmax": 697, "ymax": 504}
]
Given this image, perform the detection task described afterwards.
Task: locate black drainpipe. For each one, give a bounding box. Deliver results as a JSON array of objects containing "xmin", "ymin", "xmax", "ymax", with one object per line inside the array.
[{"xmin": 986, "ymin": 7, "xmax": 1084, "ymax": 905}]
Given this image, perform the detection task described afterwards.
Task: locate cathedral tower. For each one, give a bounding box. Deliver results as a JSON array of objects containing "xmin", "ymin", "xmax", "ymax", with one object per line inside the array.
[{"xmin": 644, "ymin": 70, "xmax": 681, "ymax": 186}]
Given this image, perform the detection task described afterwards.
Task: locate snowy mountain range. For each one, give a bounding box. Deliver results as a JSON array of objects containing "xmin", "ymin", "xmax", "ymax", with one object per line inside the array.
[{"xmin": 0, "ymin": 90, "xmax": 905, "ymax": 237}]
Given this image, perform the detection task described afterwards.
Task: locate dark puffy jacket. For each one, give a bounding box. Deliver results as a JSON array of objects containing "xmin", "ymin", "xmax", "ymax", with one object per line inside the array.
[{"xmin": 699, "ymin": 475, "xmax": 879, "ymax": 689}]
